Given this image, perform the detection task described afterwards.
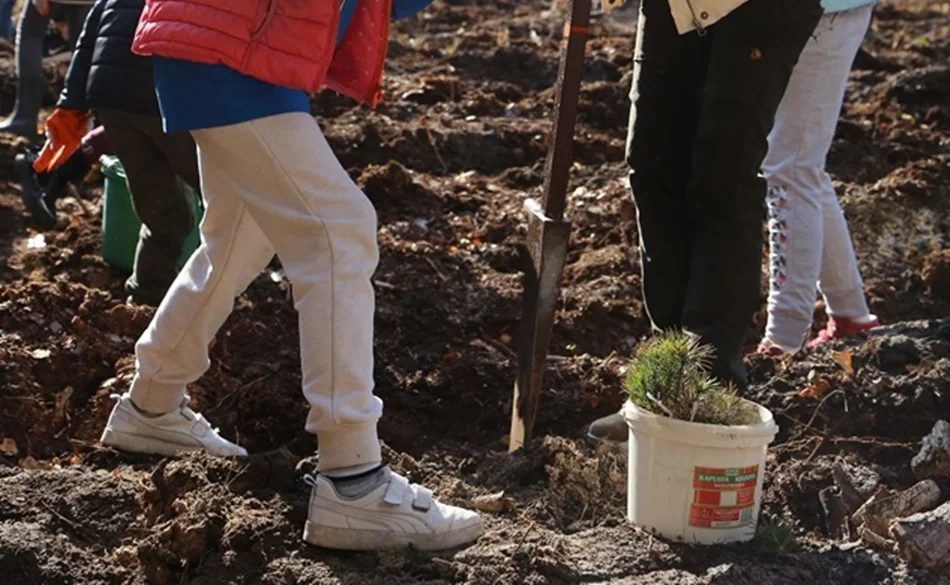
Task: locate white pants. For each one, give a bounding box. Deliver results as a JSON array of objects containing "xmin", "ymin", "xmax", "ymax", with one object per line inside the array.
[
  {"xmin": 128, "ymin": 112, "xmax": 383, "ymax": 472},
  {"xmin": 762, "ymin": 5, "xmax": 874, "ymax": 351}
]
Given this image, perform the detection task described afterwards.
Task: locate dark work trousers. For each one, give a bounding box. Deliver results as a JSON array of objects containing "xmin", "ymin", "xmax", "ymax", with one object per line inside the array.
[
  {"xmin": 96, "ymin": 109, "xmax": 201, "ymax": 307},
  {"xmin": 626, "ymin": 0, "xmax": 822, "ymax": 388}
]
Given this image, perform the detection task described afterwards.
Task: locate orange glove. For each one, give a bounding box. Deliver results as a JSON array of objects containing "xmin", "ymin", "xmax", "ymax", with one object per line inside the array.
[{"xmin": 34, "ymin": 108, "xmax": 93, "ymax": 174}]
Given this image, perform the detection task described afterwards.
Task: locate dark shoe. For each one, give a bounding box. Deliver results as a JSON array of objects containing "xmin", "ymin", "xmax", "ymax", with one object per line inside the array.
[
  {"xmin": 125, "ymin": 277, "xmax": 168, "ymax": 308},
  {"xmin": 587, "ymin": 411, "xmax": 627, "ymax": 444},
  {"xmin": 125, "ymin": 292, "xmax": 163, "ymax": 308},
  {"xmin": 125, "ymin": 294, "xmax": 159, "ymax": 308},
  {"xmin": 15, "ymin": 153, "xmax": 56, "ymax": 229}
]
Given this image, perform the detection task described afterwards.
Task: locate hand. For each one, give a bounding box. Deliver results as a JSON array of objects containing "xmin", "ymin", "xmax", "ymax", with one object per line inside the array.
[{"xmin": 34, "ymin": 109, "xmax": 93, "ymax": 174}]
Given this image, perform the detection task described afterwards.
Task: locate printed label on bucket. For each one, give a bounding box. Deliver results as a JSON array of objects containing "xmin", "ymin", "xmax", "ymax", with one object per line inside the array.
[{"xmin": 689, "ymin": 466, "xmax": 758, "ymax": 529}]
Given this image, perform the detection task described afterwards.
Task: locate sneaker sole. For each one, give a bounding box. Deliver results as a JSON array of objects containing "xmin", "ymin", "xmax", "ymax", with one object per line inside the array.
[
  {"xmin": 303, "ymin": 520, "xmax": 484, "ymax": 552},
  {"xmin": 100, "ymin": 427, "xmax": 201, "ymax": 458}
]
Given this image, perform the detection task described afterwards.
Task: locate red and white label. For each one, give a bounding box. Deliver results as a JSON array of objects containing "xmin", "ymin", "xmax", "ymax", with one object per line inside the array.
[{"xmin": 689, "ymin": 466, "xmax": 758, "ymax": 529}]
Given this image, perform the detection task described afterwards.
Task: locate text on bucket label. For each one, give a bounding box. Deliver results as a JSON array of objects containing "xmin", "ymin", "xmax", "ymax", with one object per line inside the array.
[{"xmin": 689, "ymin": 465, "xmax": 758, "ymax": 529}]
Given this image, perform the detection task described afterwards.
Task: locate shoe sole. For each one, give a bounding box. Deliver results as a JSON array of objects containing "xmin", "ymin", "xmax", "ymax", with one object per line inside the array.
[
  {"xmin": 303, "ymin": 520, "xmax": 484, "ymax": 552},
  {"xmin": 100, "ymin": 427, "xmax": 200, "ymax": 458}
]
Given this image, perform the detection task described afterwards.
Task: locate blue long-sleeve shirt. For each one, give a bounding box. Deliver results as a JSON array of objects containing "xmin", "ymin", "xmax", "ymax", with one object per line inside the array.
[{"xmin": 154, "ymin": 0, "xmax": 434, "ymax": 133}]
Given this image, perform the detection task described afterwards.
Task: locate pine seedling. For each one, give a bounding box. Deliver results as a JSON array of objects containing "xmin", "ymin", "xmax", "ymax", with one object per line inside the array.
[
  {"xmin": 693, "ymin": 382, "xmax": 760, "ymax": 426},
  {"xmin": 624, "ymin": 331, "xmax": 760, "ymax": 426}
]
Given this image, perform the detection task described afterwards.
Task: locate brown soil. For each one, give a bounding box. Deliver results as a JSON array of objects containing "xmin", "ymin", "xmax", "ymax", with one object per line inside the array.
[{"xmin": 1, "ymin": 1, "xmax": 949, "ymax": 584}]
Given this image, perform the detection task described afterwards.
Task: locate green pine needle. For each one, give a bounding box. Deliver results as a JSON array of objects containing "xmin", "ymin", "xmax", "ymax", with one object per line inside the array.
[{"xmin": 624, "ymin": 331, "xmax": 760, "ymax": 426}]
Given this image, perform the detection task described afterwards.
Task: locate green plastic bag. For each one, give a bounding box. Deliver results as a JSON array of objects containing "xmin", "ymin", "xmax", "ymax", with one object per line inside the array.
[{"xmin": 99, "ymin": 155, "xmax": 203, "ymax": 273}]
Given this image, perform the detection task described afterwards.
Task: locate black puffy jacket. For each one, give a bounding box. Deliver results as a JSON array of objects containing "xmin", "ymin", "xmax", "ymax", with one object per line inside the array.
[{"xmin": 56, "ymin": 0, "xmax": 158, "ymax": 116}]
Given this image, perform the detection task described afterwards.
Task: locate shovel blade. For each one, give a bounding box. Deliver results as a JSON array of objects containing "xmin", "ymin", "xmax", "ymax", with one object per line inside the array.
[{"xmin": 509, "ymin": 200, "xmax": 572, "ymax": 452}]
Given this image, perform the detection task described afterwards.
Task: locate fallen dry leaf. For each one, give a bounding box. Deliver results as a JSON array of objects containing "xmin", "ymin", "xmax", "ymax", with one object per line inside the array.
[
  {"xmin": 19, "ymin": 456, "xmax": 52, "ymax": 471},
  {"xmin": 800, "ymin": 377, "xmax": 831, "ymax": 399},
  {"xmin": 0, "ymin": 438, "xmax": 18, "ymax": 456},
  {"xmin": 29, "ymin": 348, "xmax": 51, "ymax": 360},
  {"xmin": 470, "ymin": 491, "xmax": 516, "ymax": 513},
  {"xmin": 832, "ymin": 351, "xmax": 855, "ymax": 377}
]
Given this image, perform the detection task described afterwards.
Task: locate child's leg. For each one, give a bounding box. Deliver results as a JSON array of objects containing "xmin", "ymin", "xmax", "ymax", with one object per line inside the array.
[
  {"xmin": 102, "ymin": 153, "xmax": 273, "ymax": 456},
  {"xmin": 188, "ymin": 113, "xmax": 483, "ymax": 550},
  {"xmin": 760, "ymin": 17, "xmax": 840, "ymax": 350},
  {"xmin": 127, "ymin": 162, "xmax": 275, "ymax": 415},
  {"xmin": 818, "ymin": 194, "xmax": 871, "ymax": 320},
  {"xmin": 816, "ymin": 7, "xmax": 875, "ymax": 321},
  {"xmin": 191, "ymin": 112, "xmax": 382, "ymax": 473},
  {"xmin": 762, "ymin": 6, "xmax": 874, "ymax": 350},
  {"xmin": 97, "ymin": 109, "xmax": 195, "ymax": 306}
]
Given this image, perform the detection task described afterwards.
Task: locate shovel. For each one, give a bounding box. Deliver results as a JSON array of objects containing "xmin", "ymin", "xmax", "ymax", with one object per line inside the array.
[{"xmin": 508, "ymin": 0, "xmax": 600, "ymax": 452}]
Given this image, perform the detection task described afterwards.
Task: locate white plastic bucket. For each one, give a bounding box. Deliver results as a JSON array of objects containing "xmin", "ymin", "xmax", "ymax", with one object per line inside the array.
[{"xmin": 622, "ymin": 399, "xmax": 778, "ymax": 544}]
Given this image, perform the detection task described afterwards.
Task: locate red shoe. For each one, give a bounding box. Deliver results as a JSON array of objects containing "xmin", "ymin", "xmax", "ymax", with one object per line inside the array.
[{"xmin": 808, "ymin": 315, "xmax": 879, "ymax": 348}]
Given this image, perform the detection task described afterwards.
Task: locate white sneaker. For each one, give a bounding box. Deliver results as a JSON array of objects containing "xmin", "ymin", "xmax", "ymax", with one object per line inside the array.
[
  {"xmin": 303, "ymin": 467, "xmax": 484, "ymax": 551},
  {"xmin": 100, "ymin": 393, "xmax": 247, "ymax": 458}
]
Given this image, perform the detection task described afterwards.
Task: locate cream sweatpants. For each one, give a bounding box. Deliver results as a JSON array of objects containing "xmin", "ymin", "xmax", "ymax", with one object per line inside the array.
[
  {"xmin": 128, "ymin": 112, "xmax": 383, "ymax": 472},
  {"xmin": 762, "ymin": 4, "xmax": 874, "ymax": 351}
]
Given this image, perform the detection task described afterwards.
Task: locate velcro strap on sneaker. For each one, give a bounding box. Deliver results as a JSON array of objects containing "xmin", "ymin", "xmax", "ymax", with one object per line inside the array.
[
  {"xmin": 411, "ymin": 486, "xmax": 433, "ymax": 511},
  {"xmin": 384, "ymin": 473, "xmax": 411, "ymax": 506}
]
